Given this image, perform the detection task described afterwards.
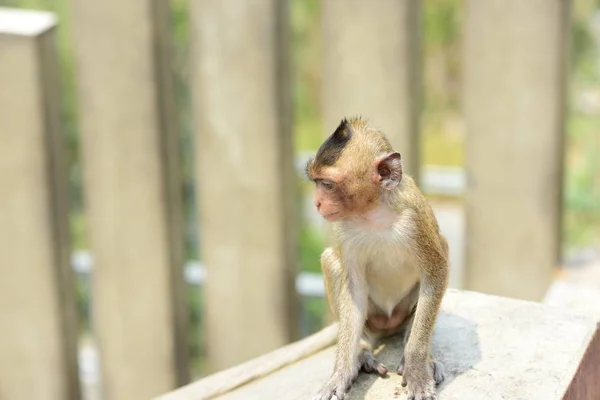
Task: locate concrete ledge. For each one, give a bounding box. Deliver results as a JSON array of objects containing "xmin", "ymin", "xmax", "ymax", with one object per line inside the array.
[{"xmin": 156, "ymin": 289, "xmax": 599, "ymax": 400}]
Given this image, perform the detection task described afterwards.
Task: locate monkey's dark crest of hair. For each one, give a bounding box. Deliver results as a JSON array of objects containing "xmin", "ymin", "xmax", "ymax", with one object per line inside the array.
[{"xmin": 314, "ymin": 118, "xmax": 353, "ymax": 167}]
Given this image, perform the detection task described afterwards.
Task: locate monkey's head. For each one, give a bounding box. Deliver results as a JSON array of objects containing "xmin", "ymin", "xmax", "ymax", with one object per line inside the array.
[{"xmin": 305, "ymin": 117, "xmax": 403, "ymax": 222}]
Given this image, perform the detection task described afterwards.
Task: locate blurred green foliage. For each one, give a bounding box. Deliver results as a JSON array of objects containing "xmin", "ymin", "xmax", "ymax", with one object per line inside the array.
[
  {"xmin": 299, "ymin": 225, "xmax": 325, "ymax": 273},
  {"xmin": 565, "ymin": 0, "xmax": 600, "ymax": 249},
  {"xmin": 188, "ymin": 284, "xmax": 206, "ymax": 378},
  {"xmin": 565, "ymin": 115, "xmax": 600, "ymax": 247},
  {"xmin": 291, "ymin": 0, "xmax": 323, "ymax": 150}
]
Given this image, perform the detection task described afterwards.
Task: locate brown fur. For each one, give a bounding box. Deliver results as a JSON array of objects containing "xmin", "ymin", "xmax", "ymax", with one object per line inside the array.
[{"xmin": 311, "ymin": 118, "xmax": 449, "ymax": 400}]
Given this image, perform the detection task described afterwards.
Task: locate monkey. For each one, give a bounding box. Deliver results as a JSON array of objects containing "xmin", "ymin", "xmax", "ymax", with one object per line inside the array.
[{"xmin": 306, "ymin": 117, "xmax": 449, "ymax": 400}]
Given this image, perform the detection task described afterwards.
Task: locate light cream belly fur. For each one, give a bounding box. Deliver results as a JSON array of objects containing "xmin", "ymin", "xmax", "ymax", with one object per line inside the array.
[
  {"xmin": 337, "ymin": 205, "xmax": 420, "ymax": 318},
  {"xmin": 365, "ymin": 244, "xmax": 419, "ymax": 316}
]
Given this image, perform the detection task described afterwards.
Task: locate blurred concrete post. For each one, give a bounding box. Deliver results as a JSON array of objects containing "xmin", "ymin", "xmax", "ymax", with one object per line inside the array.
[
  {"xmin": 464, "ymin": 1, "xmax": 569, "ymax": 300},
  {"xmin": 322, "ymin": 0, "xmax": 421, "ymax": 178},
  {"xmin": 0, "ymin": 8, "xmax": 80, "ymax": 400},
  {"xmin": 72, "ymin": 0, "xmax": 189, "ymax": 398},
  {"xmin": 190, "ymin": 0, "xmax": 299, "ymax": 372}
]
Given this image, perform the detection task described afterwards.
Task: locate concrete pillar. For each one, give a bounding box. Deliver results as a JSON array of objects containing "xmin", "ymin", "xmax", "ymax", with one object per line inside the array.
[
  {"xmin": 464, "ymin": 0, "xmax": 569, "ymax": 300},
  {"xmin": 190, "ymin": 0, "xmax": 299, "ymax": 372},
  {"xmin": 0, "ymin": 8, "xmax": 80, "ymax": 400},
  {"xmin": 322, "ymin": 0, "xmax": 421, "ymax": 177},
  {"xmin": 71, "ymin": 0, "xmax": 189, "ymax": 398}
]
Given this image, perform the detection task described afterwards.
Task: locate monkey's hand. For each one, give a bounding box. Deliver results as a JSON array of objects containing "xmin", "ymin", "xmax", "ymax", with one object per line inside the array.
[
  {"xmin": 312, "ymin": 369, "xmax": 358, "ymax": 400},
  {"xmin": 399, "ymin": 357, "xmax": 439, "ymax": 400}
]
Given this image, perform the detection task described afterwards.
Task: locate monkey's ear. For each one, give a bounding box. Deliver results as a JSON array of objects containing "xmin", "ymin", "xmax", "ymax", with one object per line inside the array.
[
  {"xmin": 304, "ymin": 158, "xmax": 314, "ymax": 179},
  {"xmin": 374, "ymin": 152, "xmax": 402, "ymax": 190}
]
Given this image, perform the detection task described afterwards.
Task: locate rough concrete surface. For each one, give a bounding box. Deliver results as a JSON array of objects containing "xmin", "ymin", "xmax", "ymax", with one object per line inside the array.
[{"xmin": 213, "ymin": 289, "xmax": 598, "ymax": 400}]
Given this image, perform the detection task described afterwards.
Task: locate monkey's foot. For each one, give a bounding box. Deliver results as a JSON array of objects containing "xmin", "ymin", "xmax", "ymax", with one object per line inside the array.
[
  {"xmin": 359, "ymin": 349, "xmax": 388, "ymax": 375},
  {"xmin": 397, "ymin": 358, "xmax": 442, "ymax": 400},
  {"xmin": 312, "ymin": 371, "xmax": 357, "ymax": 400},
  {"xmin": 397, "ymin": 357, "xmax": 445, "ymax": 386},
  {"xmin": 403, "ymin": 380, "xmax": 437, "ymax": 400}
]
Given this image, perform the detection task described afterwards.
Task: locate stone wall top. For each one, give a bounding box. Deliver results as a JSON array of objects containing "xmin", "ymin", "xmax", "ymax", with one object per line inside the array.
[{"xmin": 156, "ymin": 289, "xmax": 599, "ymax": 400}]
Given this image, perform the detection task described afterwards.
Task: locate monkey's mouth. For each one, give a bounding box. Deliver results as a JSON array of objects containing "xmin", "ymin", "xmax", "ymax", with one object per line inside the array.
[{"xmin": 322, "ymin": 212, "xmax": 341, "ymax": 221}]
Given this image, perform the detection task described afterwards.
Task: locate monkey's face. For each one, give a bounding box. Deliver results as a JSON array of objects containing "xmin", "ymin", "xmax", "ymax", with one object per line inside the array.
[
  {"xmin": 314, "ymin": 186, "xmax": 345, "ymax": 221},
  {"xmin": 306, "ymin": 117, "xmax": 403, "ymax": 222},
  {"xmin": 308, "ymin": 152, "xmax": 404, "ymax": 222},
  {"xmin": 309, "ymin": 167, "xmax": 381, "ymax": 222},
  {"xmin": 309, "ymin": 168, "xmax": 347, "ymax": 221}
]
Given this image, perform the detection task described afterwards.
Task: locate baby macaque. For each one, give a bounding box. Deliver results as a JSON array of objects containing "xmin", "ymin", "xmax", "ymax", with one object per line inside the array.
[{"xmin": 307, "ymin": 117, "xmax": 449, "ymax": 400}]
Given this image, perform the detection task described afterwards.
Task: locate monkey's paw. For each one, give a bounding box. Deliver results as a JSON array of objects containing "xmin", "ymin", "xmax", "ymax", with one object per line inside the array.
[
  {"xmin": 397, "ymin": 357, "xmax": 445, "ymax": 386},
  {"xmin": 403, "ymin": 380, "xmax": 437, "ymax": 400},
  {"xmin": 397, "ymin": 359, "xmax": 443, "ymax": 400},
  {"xmin": 312, "ymin": 371, "xmax": 356, "ymax": 400},
  {"xmin": 359, "ymin": 350, "xmax": 388, "ymax": 375}
]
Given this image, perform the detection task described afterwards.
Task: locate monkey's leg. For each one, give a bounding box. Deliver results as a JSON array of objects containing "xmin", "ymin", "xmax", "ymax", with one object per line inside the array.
[
  {"xmin": 396, "ymin": 312, "xmax": 445, "ymax": 386},
  {"xmin": 314, "ymin": 248, "xmax": 368, "ymax": 400}
]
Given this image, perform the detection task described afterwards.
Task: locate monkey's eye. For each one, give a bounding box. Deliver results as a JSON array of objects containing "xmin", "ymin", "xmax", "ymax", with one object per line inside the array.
[{"xmin": 321, "ymin": 181, "xmax": 335, "ymax": 191}]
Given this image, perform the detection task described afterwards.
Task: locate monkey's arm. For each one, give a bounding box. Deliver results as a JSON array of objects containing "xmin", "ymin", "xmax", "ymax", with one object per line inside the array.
[
  {"xmin": 402, "ymin": 235, "xmax": 449, "ymax": 397},
  {"xmin": 315, "ymin": 249, "xmax": 368, "ymax": 400}
]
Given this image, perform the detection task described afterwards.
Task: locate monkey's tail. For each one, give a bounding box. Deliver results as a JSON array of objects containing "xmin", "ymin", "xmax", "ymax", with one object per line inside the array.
[{"xmin": 155, "ymin": 323, "xmax": 339, "ymax": 400}]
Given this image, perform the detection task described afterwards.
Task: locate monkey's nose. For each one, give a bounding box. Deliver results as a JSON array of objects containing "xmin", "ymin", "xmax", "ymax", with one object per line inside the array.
[{"xmin": 315, "ymin": 201, "xmax": 321, "ymax": 210}]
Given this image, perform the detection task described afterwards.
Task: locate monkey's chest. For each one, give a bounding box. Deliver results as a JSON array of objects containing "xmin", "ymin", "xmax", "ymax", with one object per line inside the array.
[
  {"xmin": 340, "ymin": 214, "xmax": 420, "ymax": 316},
  {"xmin": 364, "ymin": 245, "xmax": 420, "ymax": 316}
]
